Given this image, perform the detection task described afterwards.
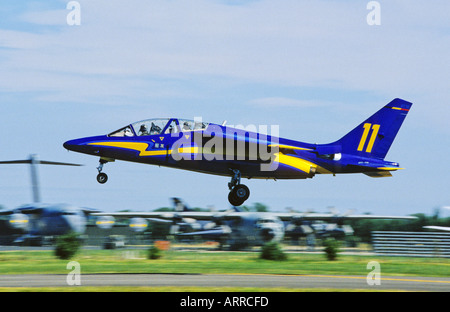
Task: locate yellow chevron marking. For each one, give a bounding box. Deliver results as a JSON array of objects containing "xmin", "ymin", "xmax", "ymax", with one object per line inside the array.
[
  {"xmin": 178, "ymin": 147, "xmax": 199, "ymax": 154},
  {"xmin": 88, "ymin": 142, "xmax": 200, "ymax": 157},
  {"xmin": 88, "ymin": 142, "xmax": 167, "ymax": 156},
  {"xmin": 274, "ymin": 153, "xmax": 331, "ymax": 174}
]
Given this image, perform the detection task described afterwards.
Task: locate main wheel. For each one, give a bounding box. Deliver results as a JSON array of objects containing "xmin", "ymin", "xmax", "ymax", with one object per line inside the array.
[
  {"xmin": 228, "ymin": 184, "xmax": 250, "ymax": 206},
  {"xmin": 234, "ymin": 184, "xmax": 250, "ymax": 202},
  {"xmin": 228, "ymin": 191, "xmax": 239, "ymax": 206},
  {"xmin": 97, "ymin": 172, "xmax": 108, "ymax": 184}
]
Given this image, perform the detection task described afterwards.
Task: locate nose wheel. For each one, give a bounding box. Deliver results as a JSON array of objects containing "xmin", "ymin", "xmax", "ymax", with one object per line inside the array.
[
  {"xmin": 97, "ymin": 172, "xmax": 108, "ymax": 184},
  {"xmin": 228, "ymin": 169, "xmax": 250, "ymax": 206},
  {"xmin": 96, "ymin": 159, "xmax": 108, "ymax": 184}
]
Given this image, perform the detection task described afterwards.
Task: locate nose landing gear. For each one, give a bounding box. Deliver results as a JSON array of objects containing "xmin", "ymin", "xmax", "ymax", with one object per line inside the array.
[
  {"xmin": 228, "ymin": 169, "xmax": 250, "ymax": 206},
  {"xmin": 96, "ymin": 159, "xmax": 108, "ymax": 184}
]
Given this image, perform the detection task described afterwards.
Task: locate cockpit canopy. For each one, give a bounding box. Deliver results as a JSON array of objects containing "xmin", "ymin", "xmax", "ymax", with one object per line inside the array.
[{"xmin": 108, "ymin": 118, "xmax": 209, "ymax": 137}]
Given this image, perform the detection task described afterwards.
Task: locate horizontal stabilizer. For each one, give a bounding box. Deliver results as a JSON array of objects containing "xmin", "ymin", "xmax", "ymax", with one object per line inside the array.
[
  {"xmin": 346, "ymin": 162, "xmax": 403, "ymax": 178},
  {"xmin": 363, "ymin": 171, "xmax": 392, "ymax": 178}
]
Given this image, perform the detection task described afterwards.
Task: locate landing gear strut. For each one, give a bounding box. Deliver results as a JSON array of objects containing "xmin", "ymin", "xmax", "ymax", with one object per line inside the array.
[
  {"xmin": 227, "ymin": 169, "xmax": 250, "ymax": 206},
  {"xmin": 96, "ymin": 159, "xmax": 108, "ymax": 184}
]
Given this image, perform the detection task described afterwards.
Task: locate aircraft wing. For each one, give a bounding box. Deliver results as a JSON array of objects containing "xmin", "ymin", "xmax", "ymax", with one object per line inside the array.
[
  {"xmin": 176, "ymin": 227, "xmax": 232, "ymax": 237},
  {"xmin": 423, "ymin": 226, "xmax": 450, "ymax": 231},
  {"xmin": 92, "ymin": 211, "xmax": 416, "ymax": 222},
  {"xmin": 91, "ymin": 211, "xmax": 243, "ymax": 221},
  {"xmin": 273, "ymin": 212, "xmax": 417, "ymax": 222},
  {"xmin": 0, "ymin": 206, "xmax": 45, "ymax": 215}
]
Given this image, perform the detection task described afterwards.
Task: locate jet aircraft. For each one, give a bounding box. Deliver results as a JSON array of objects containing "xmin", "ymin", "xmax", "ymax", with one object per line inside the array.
[{"xmin": 64, "ymin": 98, "xmax": 412, "ymax": 206}]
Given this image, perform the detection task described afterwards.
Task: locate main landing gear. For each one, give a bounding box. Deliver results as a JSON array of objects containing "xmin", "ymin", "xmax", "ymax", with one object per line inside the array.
[
  {"xmin": 96, "ymin": 159, "xmax": 108, "ymax": 184},
  {"xmin": 228, "ymin": 169, "xmax": 250, "ymax": 207}
]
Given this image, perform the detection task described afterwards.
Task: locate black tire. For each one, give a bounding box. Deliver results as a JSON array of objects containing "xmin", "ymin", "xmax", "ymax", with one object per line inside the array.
[
  {"xmin": 228, "ymin": 185, "xmax": 250, "ymax": 206},
  {"xmin": 97, "ymin": 172, "xmax": 108, "ymax": 184},
  {"xmin": 228, "ymin": 191, "xmax": 238, "ymax": 206},
  {"xmin": 234, "ymin": 184, "xmax": 250, "ymax": 202}
]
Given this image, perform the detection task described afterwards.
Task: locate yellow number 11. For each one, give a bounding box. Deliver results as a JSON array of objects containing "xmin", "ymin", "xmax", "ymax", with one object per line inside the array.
[{"xmin": 357, "ymin": 123, "xmax": 380, "ymax": 153}]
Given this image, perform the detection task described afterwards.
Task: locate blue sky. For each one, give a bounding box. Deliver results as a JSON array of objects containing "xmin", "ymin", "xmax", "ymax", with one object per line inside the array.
[{"xmin": 0, "ymin": 0, "xmax": 449, "ymax": 217}]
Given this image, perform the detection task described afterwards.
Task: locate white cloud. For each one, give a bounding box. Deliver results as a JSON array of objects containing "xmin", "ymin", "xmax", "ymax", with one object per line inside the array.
[{"xmin": 1, "ymin": 0, "xmax": 449, "ymax": 128}]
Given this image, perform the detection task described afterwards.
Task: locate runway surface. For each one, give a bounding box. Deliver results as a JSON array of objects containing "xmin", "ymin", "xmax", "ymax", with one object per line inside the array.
[{"xmin": 0, "ymin": 273, "xmax": 449, "ymax": 291}]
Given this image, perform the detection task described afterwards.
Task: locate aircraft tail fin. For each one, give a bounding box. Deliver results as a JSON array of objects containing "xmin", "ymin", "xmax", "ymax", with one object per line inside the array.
[
  {"xmin": 172, "ymin": 197, "xmax": 193, "ymax": 212},
  {"xmin": 330, "ymin": 98, "xmax": 412, "ymax": 160}
]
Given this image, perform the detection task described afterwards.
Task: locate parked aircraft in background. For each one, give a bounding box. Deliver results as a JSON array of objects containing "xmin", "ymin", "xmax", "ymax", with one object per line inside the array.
[
  {"xmin": 0, "ymin": 155, "xmax": 91, "ymax": 245},
  {"xmin": 0, "ymin": 155, "xmax": 154, "ymax": 245},
  {"xmin": 64, "ymin": 98, "xmax": 412, "ymax": 206},
  {"xmin": 423, "ymin": 207, "xmax": 450, "ymax": 232},
  {"xmin": 94, "ymin": 198, "xmax": 417, "ymax": 250},
  {"xmin": 423, "ymin": 226, "xmax": 450, "ymax": 231}
]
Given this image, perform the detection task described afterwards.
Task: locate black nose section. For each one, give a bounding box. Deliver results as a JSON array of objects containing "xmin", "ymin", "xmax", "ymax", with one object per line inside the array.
[
  {"xmin": 63, "ymin": 138, "xmax": 95, "ymax": 154},
  {"xmin": 63, "ymin": 139, "xmax": 79, "ymax": 152},
  {"xmin": 63, "ymin": 140, "xmax": 71, "ymax": 150},
  {"xmin": 64, "ymin": 135, "xmax": 108, "ymax": 155}
]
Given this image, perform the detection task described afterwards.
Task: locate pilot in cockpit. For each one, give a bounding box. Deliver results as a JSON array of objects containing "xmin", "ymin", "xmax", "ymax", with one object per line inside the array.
[
  {"xmin": 182, "ymin": 121, "xmax": 192, "ymax": 131},
  {"xmin": 193, "ymin": 122, "xmax": 202, "ymax": 130},
  {"xmin": 139, "ymin": 124, "xmax": 149, "ymax": 136},
  {"xmin": 150, "ymin": 122, "xmax": 162, "ymax": 135}
]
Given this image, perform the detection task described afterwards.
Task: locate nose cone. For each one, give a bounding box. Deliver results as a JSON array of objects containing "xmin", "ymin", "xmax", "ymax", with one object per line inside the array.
[
  {"xmin": 63, "ymin": 140, "xmax": 73, "ymax": 151},
  {"xmin": 63, "ymin": 139, "xmax": 83, "ymax": 152},
  {"xmin": 63, "ymin": 135, "xmax": 106, "ymax": 155}
]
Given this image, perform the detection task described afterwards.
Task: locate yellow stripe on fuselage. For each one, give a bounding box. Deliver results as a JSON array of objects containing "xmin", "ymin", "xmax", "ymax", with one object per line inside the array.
[
  {"xmin": 89, "ymin": 142, "xmax": 166, "ymax": 156},
  {"xmin": 88, "ymin": 142, "xmax": 199, "ymax": 156},
  {"xmin": 274, "ymin": 153, "xmax": 331, "ymax": 174}
]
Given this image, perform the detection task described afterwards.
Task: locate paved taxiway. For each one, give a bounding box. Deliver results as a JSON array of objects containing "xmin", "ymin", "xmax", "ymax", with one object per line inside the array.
[{"xmin": 0, "ymin": 273, "xmax": 449, "ymax": 291}]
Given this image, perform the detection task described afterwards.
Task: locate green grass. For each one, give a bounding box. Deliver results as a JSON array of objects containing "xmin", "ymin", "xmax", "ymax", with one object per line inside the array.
[{"xmin": 0, "ymin": 248, "xmax": 449, "ymax": 277}]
